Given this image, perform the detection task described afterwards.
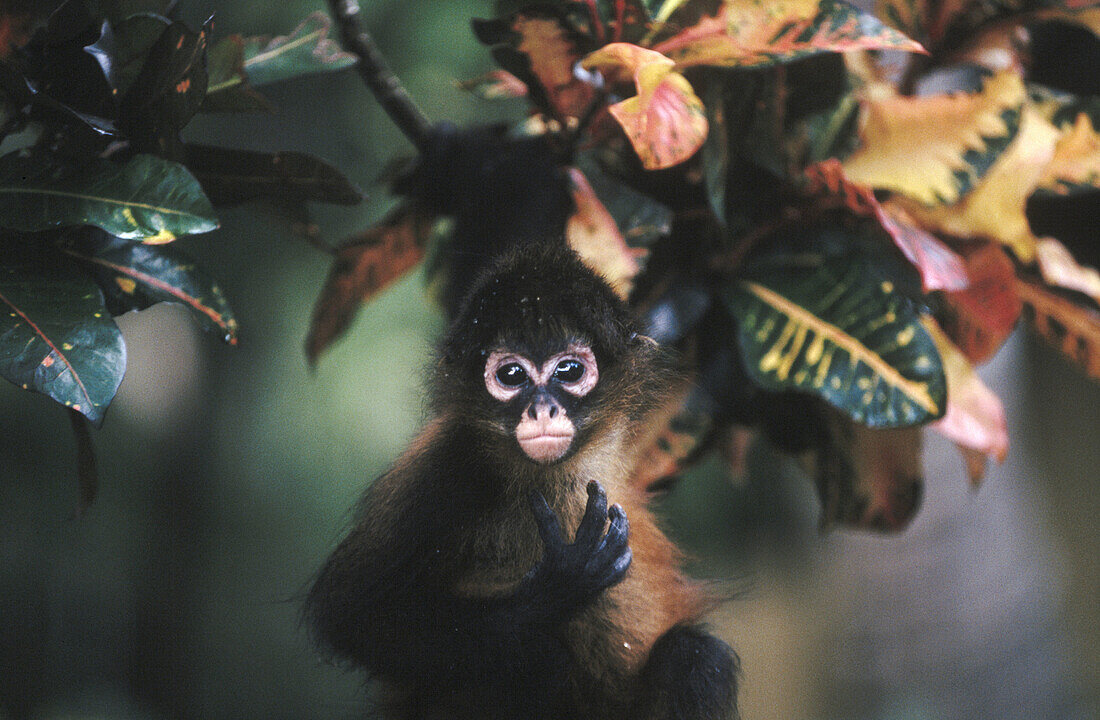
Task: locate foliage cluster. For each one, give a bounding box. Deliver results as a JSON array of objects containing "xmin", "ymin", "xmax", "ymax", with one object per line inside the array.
[
  {"xmin": 0, "ymin": 0, "xmax": 361, "ymax": 504},
  {"xmin": 312, "ymin": 0, "xmax": 1100, "ymax": 531}
]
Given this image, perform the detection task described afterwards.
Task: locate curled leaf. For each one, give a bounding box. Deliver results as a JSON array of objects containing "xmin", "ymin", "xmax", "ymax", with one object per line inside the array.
[
  {"xmin": 583, "ymin": 43, "xmax": 707, "ymax": 169},
  {"xmin": 1035, "ymin": 236, "xmax": 1100, "ymax": 307},
  {"xmin": 456, "ymin": 70, "xmax": 529, "ymax": 99},
  {"xmin": 241, "ymin": 12, "xmax": 356, "ymax": 87}
]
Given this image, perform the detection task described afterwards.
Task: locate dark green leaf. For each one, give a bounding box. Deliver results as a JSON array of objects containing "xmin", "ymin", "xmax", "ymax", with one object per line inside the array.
[
  {"xmin": 0, "ymin": 151, "xmax": 218, "ymax": 240},
  {"xmin": 574, "ymin": 152, "xmax": 671, "ymax": 250},
  {"xmin": 182, "ymin": 143, "xmax": 362, "ymax": 206},
  {"xmin": 0, "ymin": 241, "xmax": 125, "ymax": 426},
  {"xmin": 239, "ymin": 12, "xmax": 355, "ymax": 88},
  {"xmin": 201, "ymin": 34, "xmax": 272, "ymax": 113},
  {"xmin": 119, "ymin": 16, "xmax": 209, "ymax": 156},
  {"xmin": 62, "ymin": 231, "xmax": 237, "ymax": 343},
  {"xmin": 101, "ymin": 0, "xmax": 175, "ymax": 24},
  {"xmin": 108, "ymin": 12, "xmax": 172, "ymax": 98},
  {"xmin": 723, "ymin": 252, "xmax": 946, "ymax": 428}
]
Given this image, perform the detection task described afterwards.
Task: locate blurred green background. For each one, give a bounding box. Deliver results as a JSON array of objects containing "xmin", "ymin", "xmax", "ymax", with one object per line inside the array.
[{"xmin": 0, "ymin": 1, "xmax": 1097, "ymax": 718}]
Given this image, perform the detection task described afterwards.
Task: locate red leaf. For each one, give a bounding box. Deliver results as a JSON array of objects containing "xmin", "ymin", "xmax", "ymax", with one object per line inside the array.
[{"xmin": 939, "ymin": 242, "xmax": 1022, "ymax": 363}]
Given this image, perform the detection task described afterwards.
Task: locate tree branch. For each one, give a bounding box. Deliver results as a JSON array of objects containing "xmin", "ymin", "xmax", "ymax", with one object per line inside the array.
[{"xmin": 327, "ymin": 0, "xmax": 434, "ymax": 151}]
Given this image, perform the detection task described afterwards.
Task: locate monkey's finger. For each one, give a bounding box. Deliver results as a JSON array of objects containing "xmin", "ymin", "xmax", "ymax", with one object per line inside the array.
[
  {"xmin": 599, "ymin": 504, "xmax": 630, "ymax": 557},
  {"xmin": 606, "ymin": 547, "xmax": 632, "ymax": 586},
  {"xmin": 574, "ymin": 481, "xmax": 608, "ymax": 550},
  {"xmin": 529, "ymin": 491, "xmax": 564, "ymax": 547}
]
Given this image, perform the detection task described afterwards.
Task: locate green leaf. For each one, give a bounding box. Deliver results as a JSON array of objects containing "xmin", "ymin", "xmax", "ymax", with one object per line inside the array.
[
  {"xmin": 723, "ymin": 252, "xmax": 946, "ymax": 428},
  {"xmin": 61, "ymin": 232, "xmax": 238, "ymax": 344},
  {"xmin": 182, "ymin": 143, "xmax": 362, "ymax": 206},
  {"xmin": 108, "ymin": 13, "xmax": 172, "ymax": 98},
  {"xmin": 119, "ymin": 16, "xmax": 210, "ymax": 156},
  {"xmin": 0, "ymin": 241, "xmax": 125, "ymax": 426},
  {"xmin": 0, "ymin": 151, "xmax": 218, "ymax": 241},
  {"xmin": 240, "ymin": 12, "xmax": 355, "ymax": 88}
]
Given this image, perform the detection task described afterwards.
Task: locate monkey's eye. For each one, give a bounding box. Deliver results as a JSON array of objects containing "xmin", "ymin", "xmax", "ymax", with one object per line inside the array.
[
  {"xmin": 553, "ymin": 359, "xmax": 584, "ymax": 383},
  {"xmin": 495, "ymin": 363, "xmax": 529, "ymax": 387}
]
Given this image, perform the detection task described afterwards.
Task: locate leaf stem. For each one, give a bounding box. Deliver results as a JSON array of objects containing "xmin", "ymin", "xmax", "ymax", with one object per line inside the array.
[{"xmin": 326, "ymin": 0, "xmax": 433, "ymax": 151}]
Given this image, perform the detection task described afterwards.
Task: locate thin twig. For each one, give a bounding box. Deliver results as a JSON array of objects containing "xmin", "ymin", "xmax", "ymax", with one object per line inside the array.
[{"xmin": 327, "ymin": 0, "xmax": 434, "ymax": 151}]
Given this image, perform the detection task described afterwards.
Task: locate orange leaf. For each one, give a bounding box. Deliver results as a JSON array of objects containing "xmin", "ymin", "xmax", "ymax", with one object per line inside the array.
[
  {"xmin": 456, "ymin": 70, "xmax": 528, "ymax": 100},
  {"xmin": 566, "ymin": 168, "xmax": 641, "ymax": 299},
  {"xmin": 653, "ymin": 0, "xmax": 925, "ymax": 68},
  {"xmin": 1017, "ymin": 277, "xmax": 1100, "ymax": 380},
  {"xmin": 843, "ymin": 70, "xmax": 1026, "ymax": 205},
  {"xmin": 583, "ymin": 43, "xmax": 707, "ymax": 169},
  {"xmin": 306, "ymin": 204, "xmax": 434, "ymax": 365},
  {"xmin": 939, "ymin": 242, "xmax": 1021, "ymax": 363},
  {"xmin": 924, "ymin": 317, "xmax": 1009, "ymax": 481},
  {"xmin": 898, "ymin": 107, "xmax": 1060, "ymax": 262}
]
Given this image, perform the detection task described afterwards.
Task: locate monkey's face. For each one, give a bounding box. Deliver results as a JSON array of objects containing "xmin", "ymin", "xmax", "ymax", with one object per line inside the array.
[{"xmin": 483, "ymin": 342, "xmax": 599, "ymax": 464}]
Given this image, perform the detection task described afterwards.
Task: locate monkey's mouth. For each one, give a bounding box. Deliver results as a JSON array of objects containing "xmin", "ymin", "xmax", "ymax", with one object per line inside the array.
[{"xmin": 517, "ymin": 432, "xmax": 574, "ymax": 464}]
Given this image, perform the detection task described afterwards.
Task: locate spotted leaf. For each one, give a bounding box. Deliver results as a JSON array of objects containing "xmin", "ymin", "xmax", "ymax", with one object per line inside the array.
[
  {"xmin": 1017, "ymin": 276, "xmax": 1100, "ymax": 379},
  {"xmin": 842, "ymin": 70, "xmax": 1026, "ymax": 206},
  {"xmin": 724, "ymin": 253, "xmax": 946, "ymax": 428},
  {"xmin": 582, "ymin": 43, "xmax": 707, "ymax": 169},
  {"xmin": 0, "ymin": 152, "xmax": 217, "ymax": 242},
  {"xmin": 0, "ymin": 241, "xmax": 125, "ymax": 426},
  {"xmin": 61, "ymin": 232, "xmax": 238, "ymax": 344},
  {"xmin": 652, "ymin": 0, "xmax": 925, "ymax": 68},
  {"xmin": 1038, "ymin": 112, "xmax": 1100, "ymax": 195}
]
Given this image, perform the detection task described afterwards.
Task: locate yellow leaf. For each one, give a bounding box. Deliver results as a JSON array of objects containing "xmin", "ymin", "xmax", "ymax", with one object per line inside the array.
[
  {"xmin": 897, "ymin": 107, "xmax": 1059, "ymax": 262},
  {"xmin": 842, "ymin": 70, "xmax": 1026, "ymax": 205},
  {"xmin": 1040, "ymin": 112, "xmax": 1100, "ymax": 193},
  {"xmin": 923, "ymin": 317, "xmax": 1009, "ymax": 481},
  {"xmin": 583, "ymin": 43, "xmax": 707, "ymax": 169}
]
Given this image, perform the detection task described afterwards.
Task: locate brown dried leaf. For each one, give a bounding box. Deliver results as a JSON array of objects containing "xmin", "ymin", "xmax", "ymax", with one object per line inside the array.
[{"xmin": 306, "ymin": 204, "xmax": 434, "ymax": 365}]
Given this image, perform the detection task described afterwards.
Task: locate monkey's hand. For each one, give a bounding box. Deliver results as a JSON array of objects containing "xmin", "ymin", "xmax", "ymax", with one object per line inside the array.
[{"xmin": 519, "ymin": 481, "xmax": 631, "ymax": 618}]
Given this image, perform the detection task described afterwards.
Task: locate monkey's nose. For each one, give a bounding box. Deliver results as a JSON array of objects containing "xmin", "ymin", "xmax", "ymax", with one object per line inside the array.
[{"xmin": 528, "ymin": 400, "xmax": 559, "ymax": 420}]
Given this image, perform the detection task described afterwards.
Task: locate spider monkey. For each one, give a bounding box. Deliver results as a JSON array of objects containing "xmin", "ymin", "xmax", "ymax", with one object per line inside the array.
[{"xmin": 305, "ymin": 242, "xmax": 739, "ymax": 719}]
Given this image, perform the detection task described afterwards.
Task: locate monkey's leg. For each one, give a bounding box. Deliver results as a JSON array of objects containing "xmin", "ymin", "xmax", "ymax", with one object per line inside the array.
[{"xmin": 635, "ymin": 624, "xmax": 740, "ymax": 720}]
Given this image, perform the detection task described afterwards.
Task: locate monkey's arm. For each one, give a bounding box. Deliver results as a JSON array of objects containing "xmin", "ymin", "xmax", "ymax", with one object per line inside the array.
[{"xmin": 306, "ymin": 482, "xmax": 629, "ymax": 684}]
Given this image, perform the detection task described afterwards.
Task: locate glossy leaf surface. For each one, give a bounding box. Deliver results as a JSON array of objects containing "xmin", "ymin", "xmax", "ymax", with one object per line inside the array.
[
  {"xmin": 0, "ymin": 152, "xmax": 217, "ymax": 241},
  {"xmin": 724, "ymin": 253, "xmax": 946, "ymax": 427},
  {"xmin": 62, "ymin": 233, "xmax": 238, "ymax": 344},
  {"xmin": 0, "ymin": 242, "xmax": 124, "ymax": 426}
]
